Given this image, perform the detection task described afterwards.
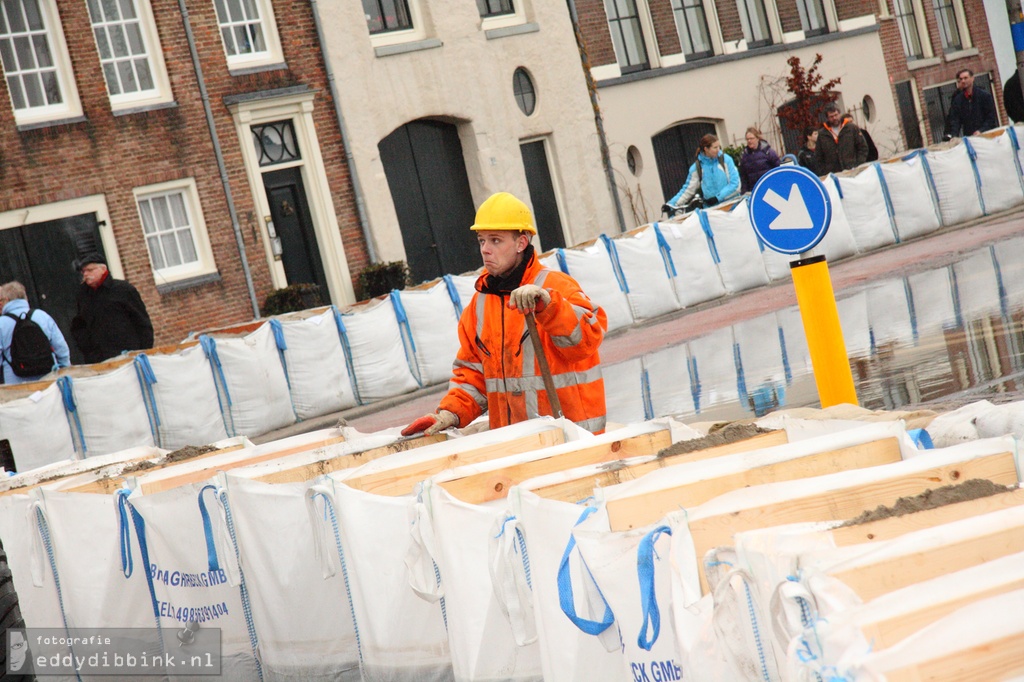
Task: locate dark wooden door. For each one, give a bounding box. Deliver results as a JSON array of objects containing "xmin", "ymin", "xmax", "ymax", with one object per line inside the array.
[
  {"xmin": 263, "ymin": 167, "xmax": 329, "ymax": 296},
  {"xmin": 379, "ymin": 119, "xmax": 479, "ymax": 283},
  {"xmin": 520, "ymin": 140, "xmax": 566, "ymax": 251},
  {"xmin": 652, "ymin": 121, "xmax": 717, "ymax": 203},
  {"xmin": 895, "ymin": 80, "xmax": 924, "ymax": 150},
  {"xmin": 0, "ymin": 214, "xmax": 103, "ymax": 364}
]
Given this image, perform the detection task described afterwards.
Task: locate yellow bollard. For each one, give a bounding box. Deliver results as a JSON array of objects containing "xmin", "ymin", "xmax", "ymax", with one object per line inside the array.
[{"xmin": 790, "ymin": 255, "xmax": 858, "ymax": 407}]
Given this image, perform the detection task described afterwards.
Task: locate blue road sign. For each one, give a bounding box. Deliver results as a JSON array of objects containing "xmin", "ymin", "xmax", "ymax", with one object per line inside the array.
[{"xmin": 747, "ymin": 165, "xmax": 832, "ymax": 255}]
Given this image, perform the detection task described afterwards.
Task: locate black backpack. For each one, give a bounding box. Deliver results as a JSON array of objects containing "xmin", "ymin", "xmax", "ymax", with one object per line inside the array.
[{"xmin": 3, "ymin": 310, "xmax": 54, "ymax": 378}]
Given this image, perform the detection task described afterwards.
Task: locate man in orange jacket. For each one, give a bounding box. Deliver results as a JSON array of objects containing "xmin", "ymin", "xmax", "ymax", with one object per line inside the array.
[{"xmin": 402, "ymin": 192, "xmax": 607, "ymax": 437}]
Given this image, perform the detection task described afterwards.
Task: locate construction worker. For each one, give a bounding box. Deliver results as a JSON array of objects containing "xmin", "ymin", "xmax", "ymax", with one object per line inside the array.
[{"xmin": 402, "ymin": 192, "xmax": 607, "ymax": 436}]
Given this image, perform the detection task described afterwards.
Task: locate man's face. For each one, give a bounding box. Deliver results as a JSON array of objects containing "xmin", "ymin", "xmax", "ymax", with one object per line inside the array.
[
  {"xmin": 826, "ymin": 110, "xmax": 842, "ymax": 126},
  {"xmin": 81, "ymin": 262, "xmax": 108, "ymax": 287},
  {"xmin": 477, "ymin": 230, "xmax": 524, "ymax": 279},
  {"xmin": 8, "ymin": 630, "xmax": 27, "ymax": 671},
  {"xmin": 957, "ymin": 71, "xmax": 974, "ymax": 91}
]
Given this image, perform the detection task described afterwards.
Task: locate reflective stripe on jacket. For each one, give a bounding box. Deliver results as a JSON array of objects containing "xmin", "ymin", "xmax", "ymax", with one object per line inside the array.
[{"xmin": 438, "ymin": 254, "xmax": 607, "ymax": 433}]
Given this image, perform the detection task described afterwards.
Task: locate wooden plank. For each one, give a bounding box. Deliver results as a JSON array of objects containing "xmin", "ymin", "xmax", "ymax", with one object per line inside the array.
[
  {"xmin": 439, "ymin": 430, "xmax": 672, "ymax": 504},
  {"xmin": 533, "ymin": 430, "xmax": 788, "ymax": 503},
  {"xmin": 607, "ymin": 437, "xmax": 902, "ymax": 531},
  {"xmin": 687, "ymin": 452, "xmax": 1018, "ymax": 594},
  {"xmin": 832, "ymin": 487, "xmax": 1024, "ymax": 546},
  {"xmin": 142, "ymin": 434, "xmax": 445, "ymax": 493},
  {"xmin": 344, "ymin": 430, "xmax": 566, "ymax": 496},
  {"xmin": 883, "ymin": 632, "xmax": 1024, "ymax": 682},
  {"xmin": 831, "ymin": 523, "xmax": 1024, "ymax": 603}
]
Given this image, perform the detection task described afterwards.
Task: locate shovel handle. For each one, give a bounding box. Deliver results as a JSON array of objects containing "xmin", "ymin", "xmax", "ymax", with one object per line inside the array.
[{"xmin": 525, "ymin": 312, "xmax": 563, "ymax": 418}]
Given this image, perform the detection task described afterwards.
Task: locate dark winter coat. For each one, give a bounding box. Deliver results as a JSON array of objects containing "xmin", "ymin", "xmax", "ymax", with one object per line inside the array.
[
  {"xmin": 946, "ymin": 86, "xmax": 997, "ymax": 138},
  {"xmin": 815, "ymin": 121, "xmax": 868, "ymax": 174},
  {"xmin": 71, "ymin": 276, "xmax": 154, "ymax": 364},
  {"xmin": 797, "ymin": 145, "xmax": 820, "ymax": 175},
  {"xmin": 739, "ymin": 140, "xmax": 781, "ymax": 193}
]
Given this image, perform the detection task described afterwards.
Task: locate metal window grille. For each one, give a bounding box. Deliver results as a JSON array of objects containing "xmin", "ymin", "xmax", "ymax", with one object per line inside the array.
[
  {"xmin": 736, "ymin": 0, "xmax": 771, "ymax": 48},
  {"xmin": 892, "ymin": 0, "xmax": 923, "ymax": 58},
  {"xmin": 477, "ymin": 0, "xmax": 513, "ymax": 18},
  {"xmin": 87, "ymin": 0, "xmax": 154, "ymax": 97},
  {"xmin": 931, "ymin": 0, "xmax": 961, "ymax": 51},
  {"xmin": 796, "ymin": 0, "xmax": 827, "ymax": 36},
  {"xmin": 363, "ymin": 0, "xmax": 412, "ymax": 34},
  {"xmin": 513, "ymin": 68, "xmax": 535, "ymax": 116},
  {"xmin": 670, "ymin": 0, "xmax": 712, "ymax": 58},
  {"xmin": 138, "ymin": 190, "xmax": 200, "ymax": 271},
  {"xmin": 251, "ymin": 120, "xmax": 301, "ymax": 167},
  {"xmin": 213, "ymin": 0, "xmax": 266, "ymax": 57},
  {"xmin": 603, "ymin": 0, "xmax": 648, "ymax": 73},
  {"xmin": 0, "ymin": 0, "xmax": 63, "ymax": 110}
]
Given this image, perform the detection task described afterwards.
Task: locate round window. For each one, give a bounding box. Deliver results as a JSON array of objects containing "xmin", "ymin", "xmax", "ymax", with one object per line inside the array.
[
  {"xmin": 513, "ymin": 68, "xmax": 536, "ymax": 116},
  {"xmin": 862, "ymin": 95, "xmax": 875, "ymax": 123},
  {"xmin": 626, "ymin": 145, "xmax": 642, "ymax": 177}
]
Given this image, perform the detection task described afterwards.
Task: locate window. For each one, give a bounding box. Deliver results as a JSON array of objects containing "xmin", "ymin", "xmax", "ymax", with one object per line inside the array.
[
  {"xmin": 213, "ymin": 0, "xmax": 282, "ymax": 68},
  {"xmin": 923, "ymin": 73, "xmax": 994, "ymax": 143},
  {"xmin": 364, "ymin": 0, "xmax": 412, "ymax": 34},
  {"xmin": 134, "ymin": 179, "xmax": 217, "ymax": 283},
  {"xmin": 87, "ymin": 0, "xmax": 170, "ymax": 107},
  {"xmin": 736, "ymin": 0, "xmax": 771, "ymax": 48},
  {"xmin": 932, "ymin": 0, "xmax": 961, "ymax": 51},
  {"xmin": 604, "ymin": 0, "xmax": 648, "ymax": 73},
  {"xmin": 671, "ymin": 0, "xmax": 712, "ymax": 59},
  {"xmin": 651, "ymin": 120, "xmax": 716, "ymax": 202},
  {"xmin": 892, "ymin": 0, "xmax": 924, "ymax": 59},
  {"xmin": 513, "ymin": 67, "xmax": 535, "ymax": 116},
  {"xmin": 477, "ymin": 0, "xmax": 513, "ymax": 18},
  {"xmin": 796, "ymin": 0, "xmax": 827, "ymax": 36},
  {"xmin": 0, "ymin": 0, "xmax": 80, "ymax": 124},
  {"xmin": 251, "ymin": 120, "xmax": 300, "ymax": 166}
]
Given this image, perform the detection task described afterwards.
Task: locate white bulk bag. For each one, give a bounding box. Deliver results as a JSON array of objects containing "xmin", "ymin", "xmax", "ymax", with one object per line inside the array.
[
  {"xmin": 391, "ymin": 282, "xmax": 461, "ymax": 387},
  {"xmin": 219, "ymin": 475, "xmax": 361, "ymax": 680},
  {"xmin": 879, "ymin": 156, "xmax": 941, "ymax": 241},
  {"xmin": 835, "ymin": 291, "xmax": 871, "ymax": 357},
  {"xmin": 837, "ymin": 166, "xmax": 897, "ymax": 252},
  {"xmin": 867, "ymin": 279, "xmax": 912, "ymax": 346},
  {"xmin": 906, "ymin": 267, "xmax": 956, "ymax": 335},
  {"xmin": 700, "ymin": 206, "xmax": 770, "ymax": 294},
  {"xmin": 0, "ymin": 383, "xmax": 76, "ymax": 472},
  {"xmin": 444, "ymin": 273, "xmax": 479, "ymax": 315},
  {"xmin": 59, "ymin": 363, "xmax": 154, "ymax": 457},
  {"xmin": 804, "ymin": 174, "xmax": 858, "ymax": 261},
  {"xmin": 277, "ymin": 309, "xmax": 358, "ymax": 420},
  {"xmin": 603, "ymin": 357, "xmax": 647, "ymax": 425},
  {"xmin": 687, "ymin": 327, "xmax": 738, "ymax": 411},
  {"xmin": 644, "ymin": 344, "xmax": 696, "ymax": 419},
  {"xmin": 201, "ymin": 323, "xmax": 296, "ymax": 438},
  {"xmin": 953, "ymin": 248, "xmax": 1001, "ymax": 320},
  {"xmin": 135, "ymin": 345, "xmax": 228, "ymax": 450},
  {"xmin": 0, "ymin": 494, "xmax": 66, "ymax": 629},
  {"xmin": 609, "ymin": 228, "xmax": 681, "ymax": 320},
  {"xmin": 558, "ymin": 242, "xmax": 635, "ymax": 332},
  {"xmin": 776, "ymin": 306, "xmax": 812, "ymax": 378},
  {"xmin": 654, "ymin": 219, "xmax": 726, "ymax": 308},
  {"xmin": 994, "ymin": 235, "xmax": 1024, "ymax": 303},
  {"xmin": 925, "ymin": 144, "xmax": 984, "ymax": 226},
  {"xmin": 967, "ymin": 132, "xmax": 1024, "ymax": 213},
  {"xmin": 337, "ymin": 298, "xmax": 420, "ymax": 403}
]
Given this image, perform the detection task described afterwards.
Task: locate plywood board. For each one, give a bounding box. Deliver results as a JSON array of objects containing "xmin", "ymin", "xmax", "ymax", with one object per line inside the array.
[
  {"xmin": 533, "ymin": 430, "xmax": 788, "ymax": 503},
  {"xmin": 607, "ymin": 437, "xmax": 903, "ymax": 531},
  {"xmin": 439, "ymin": 430, "xmax": 672, "ymax": 504},
  {"xmin": 882, "ymin": 632, "xmax": 1024, "ymax": 682},
  {"xmin": 343, "ymin": 430, "xmax": 566, "ymax": 496}
]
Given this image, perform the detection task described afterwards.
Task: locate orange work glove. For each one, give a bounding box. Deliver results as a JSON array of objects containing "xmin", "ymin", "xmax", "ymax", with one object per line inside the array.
[{"xmin": 401, "ymin": 409, "xmax": 459, "ymax": 437}]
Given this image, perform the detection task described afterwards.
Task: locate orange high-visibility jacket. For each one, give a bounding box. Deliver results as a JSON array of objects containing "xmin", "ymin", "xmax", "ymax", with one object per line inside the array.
[{"xmin": 437, "ymin": 254, "xmax": 607, "ymax": 433}]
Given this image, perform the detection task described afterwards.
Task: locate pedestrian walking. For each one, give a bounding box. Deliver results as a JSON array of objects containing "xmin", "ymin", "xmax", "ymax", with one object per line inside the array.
[
  {"xmin": 0, "ymin": 281, "xmax": 70, "ymax": 384},
  {"xmin": 945, "ymin": 68, "xmax": 997, "ymax": 138},
  {"xmin": 70, "ymin": 252, "xmax": 154, "ymax": 364},
  {"xmin": 798, "ymin": 126, "xmax": 821, "ymax": 175},
  {"xmin": 816, "ymin": 103, "xmax": 868, "ymax": 173},
  {"xmin": 663, "ymin": 134, "xmax": 740, "ymax": 214},
  {"xmin": 739, "ymin": 126, "xmax": 780, "ymax": 193}
]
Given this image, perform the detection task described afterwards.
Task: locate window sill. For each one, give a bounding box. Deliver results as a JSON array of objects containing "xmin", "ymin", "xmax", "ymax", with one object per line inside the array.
[
  {"xmin": 485, "ymin": 22, "xmax": 539, "ymax": 40},
  {"xmin": 156, "ymin": 271, "xmax": 222, "ymax": 295},
  {"xmin": 374, "ymin": 38, "xmax": 442, "ymax": 57},
  {"xmin": 906, "ymin": 56, "xmax": 941, "ymax": 71},
  {"xmin": 112, "ymin": 100, "xmax": 179, "ymax": 117},
  {"xmin": 228, "ymin": 62, "xmax": 289, "ymax": 77},
  {"xmin": 944, "ymin": 47, "xmax": 979, "ymax": 61},
  {"xmin": 16, "ymin": 115, "xmax": 87, "ymax": 132}
]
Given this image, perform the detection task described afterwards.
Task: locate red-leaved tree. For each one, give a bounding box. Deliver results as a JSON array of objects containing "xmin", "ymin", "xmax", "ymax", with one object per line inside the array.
[{"xmin": 778, "ymin": 54, "xmax": 841, "ymax": 145}]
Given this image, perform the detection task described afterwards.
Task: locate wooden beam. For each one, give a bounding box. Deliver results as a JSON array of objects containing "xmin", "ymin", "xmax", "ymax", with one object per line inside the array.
[
  {"xmin": 882, "ymin": 632, "xmax": 1024, "ymax": 682},
  {"xmin": 343, "ymin": 430, "xmax": 566, "ymax": 496},
  {"xmin": 438, "ymin": 430, "xmax": 672, "ymax": 504},
  {"xmin": 532, "ymin": 430, "xmax": 788, "ymax": 503},
  {"xmin": 607, "ymin": 437, "xmax": 902, "ymax": 531},
  {"xmin": 687, "ymin": 452, "xmax": 1018, "ymax": 594}
]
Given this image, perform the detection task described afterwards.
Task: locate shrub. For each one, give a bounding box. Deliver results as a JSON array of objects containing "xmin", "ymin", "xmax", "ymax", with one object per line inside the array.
[
  {"xmin": 357, "ymin": 260, "xmax": 409, "ymax": 300},
  {"xmin": 261, "ymin": 282, "xmax": 324, "ymax": 317},
  {"xmin": 722, "ymin": 144, "xmax": 743, "ymax": 168}
]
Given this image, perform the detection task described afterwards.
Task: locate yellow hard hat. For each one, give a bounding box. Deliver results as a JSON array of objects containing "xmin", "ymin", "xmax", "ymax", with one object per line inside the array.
[{"xmin": 470, "ymin": 192, "xmax": 537, "ymax": 235}]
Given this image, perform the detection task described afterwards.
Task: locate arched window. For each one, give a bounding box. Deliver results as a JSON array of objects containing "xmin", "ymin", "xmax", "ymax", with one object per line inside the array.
[{"xmin": 651, "ymin": 120, "xmax": 717, "ymax": 202}]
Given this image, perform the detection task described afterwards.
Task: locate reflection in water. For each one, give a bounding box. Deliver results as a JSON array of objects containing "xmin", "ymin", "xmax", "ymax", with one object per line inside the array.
[{"xmin": 604, "ymin": 235, "xmax": 1024, "ymax": 424}]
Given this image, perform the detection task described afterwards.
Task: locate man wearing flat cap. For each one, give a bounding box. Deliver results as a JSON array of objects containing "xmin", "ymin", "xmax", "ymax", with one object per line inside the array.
[{"xmin": 70, "ymin": 253, "xmax": 154, "ymax": 364}]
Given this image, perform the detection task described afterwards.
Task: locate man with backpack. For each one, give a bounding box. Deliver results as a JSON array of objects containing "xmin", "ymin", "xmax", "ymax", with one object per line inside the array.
[{"xmin": 0, "ymin": 281, "xmax": 70, "ymax": 384}]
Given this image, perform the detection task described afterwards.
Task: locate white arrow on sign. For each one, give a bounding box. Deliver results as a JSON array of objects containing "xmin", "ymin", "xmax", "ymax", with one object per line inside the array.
[{"xmin": 763, "ymin": 182, "xmax": 813, "ymax": 230}]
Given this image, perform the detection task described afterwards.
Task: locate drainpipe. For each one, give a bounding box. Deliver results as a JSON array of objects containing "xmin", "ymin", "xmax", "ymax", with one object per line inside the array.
[
  {"xmin": 309, "ymin": 0, "xmax": 380, "ymax": 263},
  {"xmin": 565, "ymin": 0, "xmax": 628, "ymax": 233},
  {"xmin": 177, "ymin": 0, "xmax": 261, "ymax": 318}
]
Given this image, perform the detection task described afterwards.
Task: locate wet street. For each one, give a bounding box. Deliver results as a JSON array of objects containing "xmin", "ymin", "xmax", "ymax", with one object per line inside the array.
[{"xmin": 322, "ymin": 208, "xmax": 1024, "ymax": 435}]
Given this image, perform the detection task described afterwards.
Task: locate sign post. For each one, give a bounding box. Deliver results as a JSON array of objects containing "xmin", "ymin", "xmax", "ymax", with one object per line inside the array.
[{"xmin": 748, "ymin": 166, "xmax": 858, "ymax": 408}]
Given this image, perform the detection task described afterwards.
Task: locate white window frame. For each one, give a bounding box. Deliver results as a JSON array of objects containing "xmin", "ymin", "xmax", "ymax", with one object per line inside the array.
[
  {"xmin": 479, "ymin": 0, "xmax": 528, "ymax": 32},
  {"xmin": 133, "ymin": 178, "xmax": 218, "ymax": 286},
  {"xmin": 213, "ymin": 0, "xmax": 284, "ymax": 71},
  {"xmin": 892, "ymin": 0, "xmax": 932, "ymax": 60},
  {"xmin": 86, "ymin": 0, "xmax": 172, "ymax": 110},
  {"xmin": 367, "ymin": 0, "xmax": 427, "ymax": 48},
  {"xmin": 932, "ymin": 0, "xmax": 971, "ymax": 52},
  {"xmin": 0, "ymin": 0, "xmax": 82, "ymax": 126}
]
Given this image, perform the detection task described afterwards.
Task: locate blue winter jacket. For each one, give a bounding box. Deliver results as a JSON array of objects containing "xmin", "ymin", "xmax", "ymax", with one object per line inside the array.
[
  {"xmin": 668, "ymin": 152, "xmax": 740, "ymax": 207},
  {"xmin": 0, "ymin": 299, "xmax": 71, "ymax": 384}
]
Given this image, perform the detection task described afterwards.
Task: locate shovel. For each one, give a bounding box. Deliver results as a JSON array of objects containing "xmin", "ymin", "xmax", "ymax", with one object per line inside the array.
[{"xmin": 525, "ymin": 311, "xmax": 563, "ymax": 419}]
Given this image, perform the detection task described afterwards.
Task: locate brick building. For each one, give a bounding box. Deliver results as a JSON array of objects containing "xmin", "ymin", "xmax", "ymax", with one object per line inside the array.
[{"xmin": 0, "ymin": 0, "xmax": 367, "ymax": 355}]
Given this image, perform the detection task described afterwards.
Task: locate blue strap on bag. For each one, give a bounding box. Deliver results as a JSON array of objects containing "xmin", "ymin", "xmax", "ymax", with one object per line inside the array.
[{"xmin": 556, "ymin": 506, "xmax": 615, "ymax": 635}]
